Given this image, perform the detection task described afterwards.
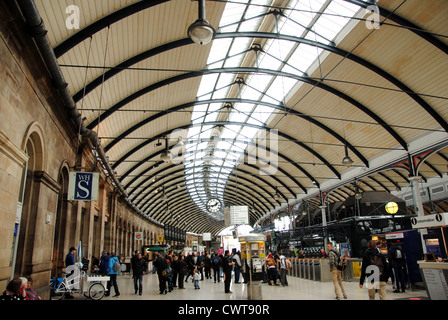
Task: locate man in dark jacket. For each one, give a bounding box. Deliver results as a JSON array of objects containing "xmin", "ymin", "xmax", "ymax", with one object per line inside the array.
[
  {"xmin": 99, "ymin": 251, "xmax": 110, "ymax": 275},
  {"xmin": 359, "ymin": 240, "xmax": 389, "ymax": 300},
  {"xmin": 389, "ymin": 242, "xmax": 407, "ymax": 293},
  {"xmin": 153, "ymin": 253, "xmax": 168, "ymax": 294},
  {"xmin": 133, "ymin": 253, "xmax": 147, "ymax": 295},
  {"xmin": 223, "ymin": 250, "xmax": 235, "ymax": 293}
]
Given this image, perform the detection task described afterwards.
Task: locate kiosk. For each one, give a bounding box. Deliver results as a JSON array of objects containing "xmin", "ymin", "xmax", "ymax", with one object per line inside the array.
[{"xmin": 239, "ymin": 233, "xmax": 267, "ymax": 300}]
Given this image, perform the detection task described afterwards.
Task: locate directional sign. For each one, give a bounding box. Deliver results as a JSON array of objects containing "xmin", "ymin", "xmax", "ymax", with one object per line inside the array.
[
  {"xmin": 411, "ymin": 212, "xmax": 447, "ymax": 229},
  {"xmin": 68, "ymin": 172, "xmax": 99, "ymax": 201}
]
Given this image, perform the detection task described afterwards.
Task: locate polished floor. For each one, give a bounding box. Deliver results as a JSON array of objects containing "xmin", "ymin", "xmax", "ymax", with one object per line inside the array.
[{"xmin": 96, "ymin": 271, "xmax": 428, "ymax": 301}]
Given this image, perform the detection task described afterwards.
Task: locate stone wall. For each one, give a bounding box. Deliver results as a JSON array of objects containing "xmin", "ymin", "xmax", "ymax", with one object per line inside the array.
[{"xmin": 0, "ymin": 1, "xmax": 163, "ymax": 299}]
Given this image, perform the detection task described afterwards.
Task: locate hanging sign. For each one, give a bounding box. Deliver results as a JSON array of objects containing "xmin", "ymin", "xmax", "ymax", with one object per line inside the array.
[{"xmin": 68, "ymin": 172, "xmax": 99, "ymax": 201}]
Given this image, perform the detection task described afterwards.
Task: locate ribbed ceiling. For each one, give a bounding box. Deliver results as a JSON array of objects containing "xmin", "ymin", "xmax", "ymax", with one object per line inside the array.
[{"xmin": 34, "ymin": 0, "xmax": 448, "ymax": 234}]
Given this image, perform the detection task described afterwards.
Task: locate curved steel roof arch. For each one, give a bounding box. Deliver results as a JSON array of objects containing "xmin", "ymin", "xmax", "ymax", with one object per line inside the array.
[
  {"xmin": 344, "ymin": 0, "xmax": 448, "ymax": 55},
  {"xmin": 139, "ymin": 166, "xmax": 284, "ymax": 214},
  {"xmin": 145, "ymin": 172, "xmax": 282, "ymax": 219},
  {"xmin": 104, "ymin": 97, "xmax": 363, "ymax": 163},
  {"xmin": 133, "ymin": 165, "xmax": 282, "ymax": 212},
  {"xmin": 137, "ymin": 168, "xmax": 276, "ymax": 213},
  {"xmin": 84, "ymin": 58, "xmax": 410, "ymax": 152},
  {"xmin": 113, "ymin": 120, "xmax": 339, "ymax": 188},
  {"xmin": 123, "ymin": 145, "xmax": 306, "ymax": 202},
  {"xmin": 152, "ymin": 189, "xmax": 265, "ymax": 224},
  {"xmin": 128, "ymin": 154, "xmax": 297, "ymax": 207}
]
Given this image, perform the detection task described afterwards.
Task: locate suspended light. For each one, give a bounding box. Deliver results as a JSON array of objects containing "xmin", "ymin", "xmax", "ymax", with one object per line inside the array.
[
  {"xmin": 187, "ymin": 0, "xmax": 216, "ymax": 45},
  {"xmin": 385, "ymin": 201, "xmax": 399, "ymax": 215},
  {"xmin": 160, "ymin": 150, "xmax": 172, "ymax": 163},
  {"xmin": 342, "ymin": 145, "xmax": 354, "ymax": 166}
]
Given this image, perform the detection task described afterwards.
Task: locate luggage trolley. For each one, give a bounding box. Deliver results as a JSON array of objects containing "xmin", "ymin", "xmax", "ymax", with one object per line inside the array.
[{"xmin": 50, "ymin": 265, "xmax": 109, "ymax": 300}]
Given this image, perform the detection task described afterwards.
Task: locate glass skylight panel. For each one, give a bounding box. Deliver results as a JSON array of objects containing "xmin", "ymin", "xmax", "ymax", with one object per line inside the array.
[
  {"xmin": 183, "ymin": 0, "xmax": 359, "ymax": 220},
  {"xmin": 218, "ymin": 0, "xmax": 248, "ymax": 32},
  {"xmin": 196, "ymin": 74, "xmax": 219, "ymax": 98}
]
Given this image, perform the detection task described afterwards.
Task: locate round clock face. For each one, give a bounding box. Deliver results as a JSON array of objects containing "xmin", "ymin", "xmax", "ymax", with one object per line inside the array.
[{"xmin": 206, "ymin": 198, "xmax": 222, "ymax": 213}]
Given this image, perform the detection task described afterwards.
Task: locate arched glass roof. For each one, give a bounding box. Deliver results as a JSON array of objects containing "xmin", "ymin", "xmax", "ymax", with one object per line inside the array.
[{"xmin": 186, "ymin": 0, "xmax": 360, "ymax": 220}]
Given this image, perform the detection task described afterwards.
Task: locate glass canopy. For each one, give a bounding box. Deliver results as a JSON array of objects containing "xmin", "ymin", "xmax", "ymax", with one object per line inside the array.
[{"xmin": 185, "ymin": 0, "xmax": 360, "ymax": 220}]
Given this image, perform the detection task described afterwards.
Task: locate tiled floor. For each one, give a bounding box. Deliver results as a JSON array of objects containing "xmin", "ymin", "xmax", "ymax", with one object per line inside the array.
[{"xmin": 98, "ymin": 272, "xmax": 428, "ymax": 301}]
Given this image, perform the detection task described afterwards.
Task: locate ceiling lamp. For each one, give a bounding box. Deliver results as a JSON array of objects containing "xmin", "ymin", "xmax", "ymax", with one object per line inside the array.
[
  {"xmin": 187, "ymin": 0, "xmax": 216, "ymax": 45},
  {"xmin": 160, "ymin": 150, "xmax": 172, "ymax": 163},
  {"xmin": 160, "ymin": 137, "xmax": 172, "ymax": 163},
  {"xmin": 342, "ymin": 145, "xmax": 354, "ymax": 166}
]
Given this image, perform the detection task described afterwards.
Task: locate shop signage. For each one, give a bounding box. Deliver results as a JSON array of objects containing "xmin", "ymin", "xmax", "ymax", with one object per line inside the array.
[
  {"xmin": 135, "ymin": 232, "xmax": 143, "ymax": 240},
  {"xmin": 411, "ymin": 212, "xmax": 448, "ymax": 229},
  {"xmin": 68, "ymin": 172, "xmax": 99, "ymax": 201},
  {"xmin": 386, "ymin": 232, "xmax": 404, "ymax": 240}
]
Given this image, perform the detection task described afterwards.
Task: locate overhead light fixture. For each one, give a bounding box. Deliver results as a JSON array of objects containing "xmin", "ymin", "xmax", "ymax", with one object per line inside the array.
[
  {"xmin": 342, "ymin": 145, "xmax": 354, "ymax": 166},
  {"xmin": 187, "ymin": 0, "xmax": 216, "ymax": 45},
  {"xmin": 160, "ymin": 150, "xmax": 172, "ymax": 163},
  {"xmin": 161, "ymin": 137, "xmax": 172, "ymax": 163}
]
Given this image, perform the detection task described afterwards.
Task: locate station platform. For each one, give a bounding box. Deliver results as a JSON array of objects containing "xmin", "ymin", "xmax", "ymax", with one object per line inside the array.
[{"xmin": 96, "ymin": 272, "xmax": 428, "ymax": 301}]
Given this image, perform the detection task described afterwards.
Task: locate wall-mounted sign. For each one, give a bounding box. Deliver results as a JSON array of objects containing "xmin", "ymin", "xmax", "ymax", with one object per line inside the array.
[
  {"xmin": 411, "ymin": 212, "xmax": 447, "ymax": 229},
  {"xmin": 135, "ymin": 232, "xmax": 143, "ymax": 241},
  {"xmin": 68, "ymin": 172, "xmax": 99, "ymax": 201},
  {"xmin": 224, "ymin": 206, "xmax": 249, "ymax": 226}
]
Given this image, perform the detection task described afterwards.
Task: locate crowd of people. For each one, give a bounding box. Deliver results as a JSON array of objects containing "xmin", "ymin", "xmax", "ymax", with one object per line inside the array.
[
  {"xmin": 150, "ymin": 248, "xmax": 239, "ymax": 294},
  {"xmin": 1, "ymin": 239, "xmax": 410, "ymax": 300}
]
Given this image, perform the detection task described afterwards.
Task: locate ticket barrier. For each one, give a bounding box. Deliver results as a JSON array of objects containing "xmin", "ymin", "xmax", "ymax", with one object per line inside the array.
[
  {"xmin": 293, "ymin": 258, "xmax": 298, "ymax": 277},
  {"xmin": 290, "ymin": 259, "xmax": 297, "ymax": 277},
  {"xmin": 314, "ymin": 259, "xmax": 331, "ymax": 282},
  {"xmin": 239, "ymin": 234, "xmax": 266, "ymax": 300},
  {"xmin": 313, "ymin": 259, "xmax": 321, "ymax": 281},
  {"xmin": 300, "ymin": 259, "xmax": 305, "ymax": 278},
  {"xmin": 305, "ymin": 259, "xmax": 314, "ymax": 280}
]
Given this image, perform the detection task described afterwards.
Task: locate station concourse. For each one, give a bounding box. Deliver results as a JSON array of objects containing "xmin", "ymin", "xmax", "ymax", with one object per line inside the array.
[
  {"xmin": 97, "ymin": 271, "xmax": 428, "ymax": 301},
  {"xmin": 0, "ymin": 0, "xmax": 447, "ymax": 303}
]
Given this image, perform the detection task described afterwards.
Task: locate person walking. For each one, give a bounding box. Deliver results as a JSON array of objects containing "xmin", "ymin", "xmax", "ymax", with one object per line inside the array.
[
  {"xmin": 203, "ymin": 252, "xmax": 211, "ymax": 279},
  {"xmin": 266, "ymin": 253, "xmax": 279, "ymax": 285},
  {"xmin": 193, "ymin": 268, "xmax": 201, "ymax": 289},
  {"xmin": 105, "ymin": 252, "xmax": 120, "ymax": 297},
  {"xmin": 99, "ymin": 251, "xmax": 110, "ymax": 275},
  {"xmin": 359, "ymin": 240, "xmax": 390, "ymax": 300},
  {"xmin": 132, "ymin": 253, "xmax": 147, "ymax": 295},
  {"xmin": 185, "ymin": 252, "xmax": 194, "ymax": 282},
  {"xmin": 223, "ymin": 250, "xmax": 235, "ymax": 293},
  {"xmin": 233, "ymin": 251, "xmax": 242, "ymax": 283},
  {"xmin": 153, "ymin": 252, "xmax": 169, "ymax": 294},
  {"xmin": 178, "ymin": 254, "xmax": 187, "ymax": 289},
  {"xmin": 327, "ymin": 242, "xmax": 347, "ymax": 300},
  {"xmin": 212, "ymin": 252, "xmax": 221, "ymax": 283},
  {"xmin": 172, "ymin": 254, "xmax": 179, "ymax": 288},
  {"xmin": 279, "ymin": 253, "xmax": 289, "ymax": 286},
  {"xmin": 389, "ymin": 242, "xmax": 407, "ymax": 293}
]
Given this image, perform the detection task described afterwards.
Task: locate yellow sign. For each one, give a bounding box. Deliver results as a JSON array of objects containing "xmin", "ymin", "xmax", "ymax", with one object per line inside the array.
[{"xmin": 157, "ymin": 235, "xmax": 164, "ymax": 243}]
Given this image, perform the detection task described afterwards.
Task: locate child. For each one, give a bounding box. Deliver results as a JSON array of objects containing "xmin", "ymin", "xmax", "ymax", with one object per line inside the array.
[{"xmin": 193, "ymin": 268, "xmax": 201, "ymax": 289}]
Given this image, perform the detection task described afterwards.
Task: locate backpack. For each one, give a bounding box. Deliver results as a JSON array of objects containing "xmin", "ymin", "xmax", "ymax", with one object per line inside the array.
[
  {"xmin": 112, "ymin": 259, "xmax": 121, "ymax": 272},
  {"xmin": 285, "ymin": 259, "xmax": 292, "ymax": 271},
  {"xmin": 337, "ymin": 255, "xmax": 348, "ymax": 271},
  {"xmin": 393, "ymin": 248, "xmax": 403, "ymax": 259},
  {"xmin": 370, "ymin": 252, "xmax": 384, "ymax": 275},
  {"xmin": 213, "ymin": 257, "xmax": 219, "ymax": 265}
]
